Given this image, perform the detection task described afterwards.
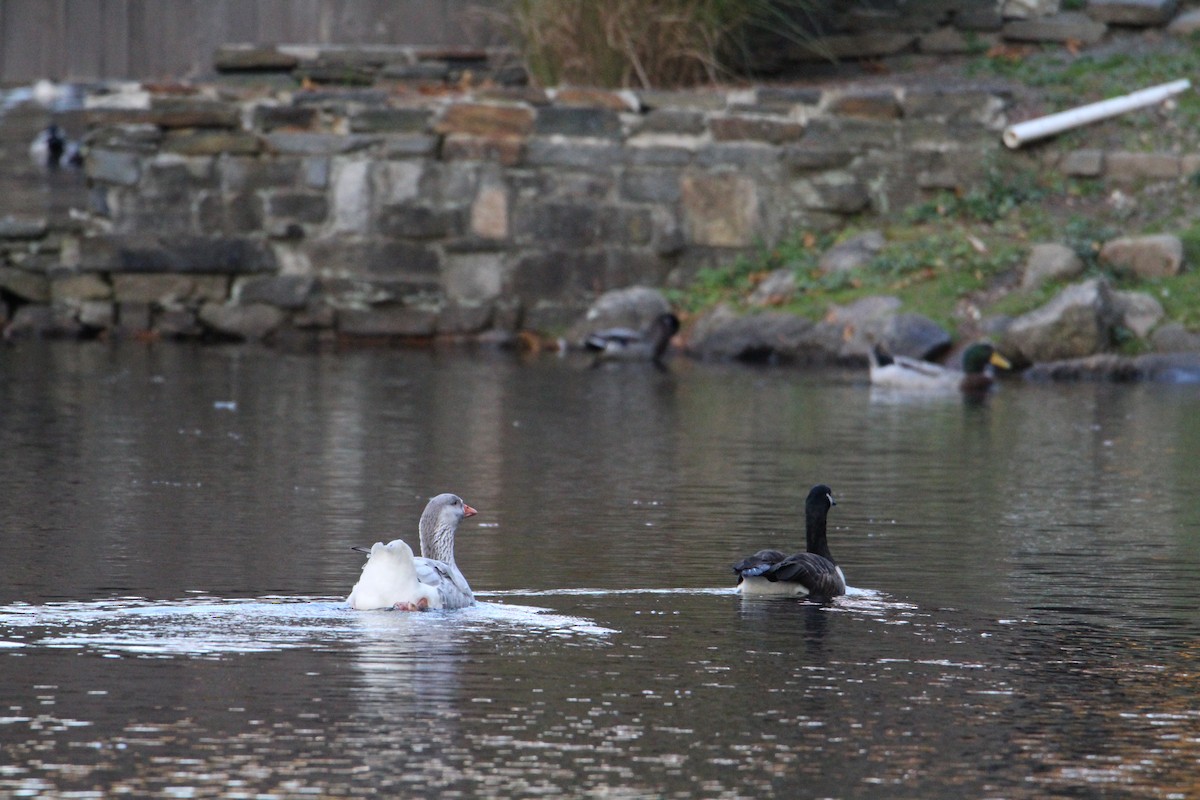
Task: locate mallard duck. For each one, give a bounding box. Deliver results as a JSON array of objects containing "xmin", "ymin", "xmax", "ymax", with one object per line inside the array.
[
  {"xmin": 347, "ymin": 493, "xmax": 477, "ymax": 611},
  {"xmin": 584, "ymin": 312, "xmax": 680, "ymax": 365},
  {"xmin": 732, "ymin": 484, "xmax": 846, "ymax": 600},
  {"xmin": 868, "ymin": 342, "xmax": 1011, "ymax": 394},
  {"xmin": 29, "ymin": 125, "xmax": 82, "ymax": 169}
]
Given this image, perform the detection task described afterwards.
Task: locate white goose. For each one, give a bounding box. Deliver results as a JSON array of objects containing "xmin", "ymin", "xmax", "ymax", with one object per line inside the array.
[{"xmin": 347, "ymin": 493, "xmax": 477, "ymax": 611}]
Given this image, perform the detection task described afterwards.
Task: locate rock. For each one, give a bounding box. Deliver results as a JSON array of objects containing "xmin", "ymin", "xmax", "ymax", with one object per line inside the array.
[
  {"xmin": 534, "ymin": 107, "xmax": 622, "ymax": 138},
  {"xmin": 434, "ymin": 104, "xmax": 534, "ymax": 137},
  {"xmin": 1002, "ymin": 0, "xmax": 1061, "ymax": 19},
  {"xmin": 147, "ymin": 98, "xmax": 242, "ymax": 129},
  {"xmin": 111, "ymin": 274, "xmax": 229, "ymax": 306},
  {"xmin": 265, "ymin": 132, "xmax": 378, "ymax": 155},
  {"xmin": 0, "ymin": 267, "xmax": 51, "ymax": 303},
  {"xmin": 78, "ymin": 300, "xmax": 115, "ymax": 329},
  {"xmin": 883, "ymin": 313, "xmax": 953, "ymax": 361},
  {"xmin": 1021, "ymin": 242, "xmax": 1084, "ymax": 291},
  {"xmin": 235, "ymin": 275, "xmax": 315, "ymax": 310},
  {"xmin": 1023, "ymin": 352, "xmax": 1200, "ymax": 383},
  {"xmin": 1099, "ymin": 234, "xmax": 1184, "ymax": 279},
  {"xmin": 825, "ymin": 295, "xmax": 902, "ymax": 355},
  {"xmin": 163, "ymin": 130, "xmax": 262, "ymax": 156},
  {"xmin": 748, "ymin": 269, "xmax": 797, "ymax": 307},
  {"xmin": 198, "ymin": 302, "xmax": 285, "ymax": 340},
  {"xmin": 710, "ymin": 116, "xmax": 805, "ymax": 144},
  {"xmin": 86, "ymin": 148, "xmax": 142, "ymax": 185},
  {"xmin": 826, "ymin": 90, "xmax": 902, "ymax": 120},
  {"xmin": 819, "ymin": 230, "xmax": 885, "ymax": 274},
  {"xmin": 1086, "ymin": 0, "xmax": 1178, "ymax": 26},
  {"xmin": 795, "ymin": 172, "xmax": 871, "ymax": 214},
  {"xmin": 1060, "ymin": 149, "xmax": 1103, "ymax": 177},
  {"xmin": 338, "ymin": 306, "xmax": 439, "ymax": 337},
  {"xmin": 214, "ymin": 44, "xmax": 301, "ymax": 72},
  {"xmin": 686, "ymin": 304, "xmax": 837, "ymax": 363},
  {"xmin": 4, "ymin": 304, "xmax": 81, "ymax": 338},
  {"xmin": 1003, "ymin": 12, "xmax": 1107, "ymax": 44},
  {"xmin": 566, "ymin": 286, "xmax": 671, "ymax": 345},
  {"xmin": 680, "ymin": 174, "xmax": 759, "ymax": 248},
  {"xmin": 155, "ymin": 309, "xmax": 202, "ymax": 337},
  {"xmin": 81, "ymin": 236, "xmax": 278, "ymax": 275},
  {"xmin": 1112, "ymin": 290, "xmax": 1164, "ymax": 338},
  {"xmin": 0, "ymin": 216, "xmax": 49, "ymax": 239},
  {"xmin": 1001, "ymin": 278, "xmax": 1116, "ymax": 364},
  {"xmin": 51, "ymin": 274, "xmax": 111, "ymax": 303},
  {"xmin": 1105, "ymin": 152, "xmax": 1181, "ymax": 182},
  {"xmin": 1167, "ymin": 8, "xmax": 1200, "ymax": 34},
  {"xmin": 1150, "ymin": 322, "xmax": 1200, "ymax": 353}
]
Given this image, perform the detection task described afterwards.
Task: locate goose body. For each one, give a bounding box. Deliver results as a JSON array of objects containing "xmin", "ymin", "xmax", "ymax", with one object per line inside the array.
[
  {"xmin": 733, "ymin": 484, "xmax": 846, "ymax": 600},
  {"xmin": 868, "ymin": 342, "xmax": 1010, "ymax": 394},
  {"xmin": 584, "ymin": 312, "xmax": 680, "ymax": 364},
  {"xmin": 347, "ymin": 493, "xmax": 477, "ymax": 611}
]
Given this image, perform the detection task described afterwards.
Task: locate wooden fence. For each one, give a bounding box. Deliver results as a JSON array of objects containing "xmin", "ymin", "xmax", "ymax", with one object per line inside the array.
[{"xmin": 0, "ymin": 0, "xmax": 498, "ymax": 83}]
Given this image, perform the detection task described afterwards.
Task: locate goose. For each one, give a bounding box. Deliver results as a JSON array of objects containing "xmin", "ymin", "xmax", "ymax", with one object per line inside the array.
[
  {"xmin": 868, "ymin": 342, "xmax": 1011, "ymax": 394},
  {"xmin": 584, "ymin": 312, "xmax": 680, "ymax": 365},
  {"xmin": 347, "ymin": 493, "xmax": 477, "ymax": 611},
  {"xmin": 732, "ymin": 484, "xmax": 846, "ymax": 600}
]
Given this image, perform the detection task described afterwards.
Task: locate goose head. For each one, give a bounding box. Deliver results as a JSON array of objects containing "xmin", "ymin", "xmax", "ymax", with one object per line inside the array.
[
  {"xmin": 806, "ymin": 484, "xmax": 836, "ymax": 516},
  {"xmin": 418, "ymin": 493, "xmax": 477, "ymax": 563}
]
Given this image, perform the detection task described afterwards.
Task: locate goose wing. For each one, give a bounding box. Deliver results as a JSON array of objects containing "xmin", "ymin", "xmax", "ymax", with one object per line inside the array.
[
  {"xmin": 732, "ymin": 549, "xmax": 788, "ymax": 579},
  {"xmin": 414, "ymin": 557, "xmax": 475, "ymax": 609},
  {"xmin": 763, "ymin": 552, "xmax": 846, "ymax": 598}
]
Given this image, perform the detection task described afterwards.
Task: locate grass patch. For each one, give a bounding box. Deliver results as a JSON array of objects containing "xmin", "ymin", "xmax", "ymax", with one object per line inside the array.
[{"xmin": 966, "ymin": 42, "xmax": 1200, "ymax": 152}]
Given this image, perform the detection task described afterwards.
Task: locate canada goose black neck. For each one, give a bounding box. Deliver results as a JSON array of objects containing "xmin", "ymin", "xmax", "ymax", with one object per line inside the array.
[{"xmin": 805, "ymin": 484, "xmax": 836, "ymax": 564}]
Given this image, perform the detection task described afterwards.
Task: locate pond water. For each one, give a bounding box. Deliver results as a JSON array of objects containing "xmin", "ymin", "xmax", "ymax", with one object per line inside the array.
[{"xmin": 1, "ymin": 342, "xmax": 1198, "ymax": 798}]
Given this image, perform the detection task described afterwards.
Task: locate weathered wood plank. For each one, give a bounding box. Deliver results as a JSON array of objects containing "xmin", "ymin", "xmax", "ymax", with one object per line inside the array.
[{"xmin": 0, "ymin": 0, "xmax": 498, "ymax": 82}]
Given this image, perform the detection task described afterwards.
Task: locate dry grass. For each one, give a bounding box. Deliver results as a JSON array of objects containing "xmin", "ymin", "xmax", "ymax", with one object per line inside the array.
[{"xmin": 507, "ymin": 0, "xmax": 822, "ymax": 89}]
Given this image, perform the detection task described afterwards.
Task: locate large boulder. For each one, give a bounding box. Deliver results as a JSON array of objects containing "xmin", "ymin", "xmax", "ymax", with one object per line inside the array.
[
  {"xmin": 1023, "ymin": 353, "xmax": 1200, "ymax": 383},
  {"xmin": 685, "ymin": 304, "xmax": 842, "ymax": 363},
  {"xmin": 1112, "ymin": 289, "xmax": 1164, "ymax": 339},
  {"xmin": 566, "ymin": 285, "xmax": 671, "ymax": 346},
  {"xmin": 198, "ymin": 302, "xmax": 285, "ymax": 340},
  {"xmin": 1001, "ymin": 278, "xmax": 1117, "ymax": 365},
  {"xmin": 883, "ymin": 313, "xmax": 953, "ymax": 361},
  {"xmin": 1151, "ymin": 322, "xmax": 1200, "ymax": 353},
  {"xmin": 1020, "ymin": 242, "xmax": 1084, "ymax": 291},
  {"xmin": 818, "ymin": 230, "xmax": 886, "ymax": 274},
  {"xmin": 824, "ymin": 295, "xmax": 901, "ymax": 356},
  {"xmin": 1099, "ymin": 234, "xmax": 1184, "ymax": 279},
  {"xmin": 748, "ymin": 269, "xmax": 797, "ymax": 307}
]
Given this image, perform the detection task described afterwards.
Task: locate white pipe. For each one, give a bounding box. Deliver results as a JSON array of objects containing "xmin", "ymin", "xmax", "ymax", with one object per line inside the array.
[{"xmin": 1002, "ymin": 78, "xmax": 1191, "ymax": 149}]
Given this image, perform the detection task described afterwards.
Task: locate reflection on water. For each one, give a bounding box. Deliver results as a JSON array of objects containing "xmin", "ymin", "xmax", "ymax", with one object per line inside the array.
[{"xmin": 1, "ymin": 342, "xmax": 1199, "ymax": 798}]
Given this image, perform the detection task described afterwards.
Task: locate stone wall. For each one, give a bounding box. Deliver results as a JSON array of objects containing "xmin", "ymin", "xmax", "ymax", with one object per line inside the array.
[
  {"xmin": 3, "ymin": 71, "xmax": 1019, "ymax": 343},
  {"xmin": 2, "ymin": 0, "xmax": 1197, "ymax": 345}
]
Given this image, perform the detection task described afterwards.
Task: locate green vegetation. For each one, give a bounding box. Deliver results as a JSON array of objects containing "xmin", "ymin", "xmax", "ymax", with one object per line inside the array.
[
  {"xmin": 965, "ymin": 41, "xmax": 1200, "ymax": 153},
  {"xmin": 669, "ymin": 161, "xmax": 1200, "ymax": 337}
]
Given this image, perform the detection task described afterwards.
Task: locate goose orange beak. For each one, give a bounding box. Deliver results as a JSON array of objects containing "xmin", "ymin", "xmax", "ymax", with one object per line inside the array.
[{"xmin": 463, "ymin": 504, "xmax": 478, "ymax": 518}]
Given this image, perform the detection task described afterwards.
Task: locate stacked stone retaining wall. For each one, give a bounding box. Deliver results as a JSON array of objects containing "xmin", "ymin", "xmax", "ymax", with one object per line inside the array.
[{"xmin": 2, "ymin": 25, "xmax": 1197, "ymax": 344}]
